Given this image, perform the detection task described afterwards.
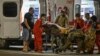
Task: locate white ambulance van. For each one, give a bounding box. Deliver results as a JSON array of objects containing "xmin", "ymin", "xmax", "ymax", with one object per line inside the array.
[{"xmin": 0, "ymin": 0, "xmax": 21, "ymax": 48}]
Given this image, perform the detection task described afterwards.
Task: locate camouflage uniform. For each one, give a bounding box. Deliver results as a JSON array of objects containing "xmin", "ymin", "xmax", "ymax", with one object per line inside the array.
[
  {"xmin": 42, "ymin": 23, "xmax": 61, "ymax": 52},
  {"xmin": 54, "ymin": 15, "xmax": 68, "ymax": 51},
  {"xmin": 55, "ymin": 15, "xmax": 68, "ymax": 27},
  {"xmin": 55, "ymin": 29, "xmax": 85, "ymax": 53},
  {"xmin": 84, "ymin": 27, "xmax": 96, "ymax": 54}
]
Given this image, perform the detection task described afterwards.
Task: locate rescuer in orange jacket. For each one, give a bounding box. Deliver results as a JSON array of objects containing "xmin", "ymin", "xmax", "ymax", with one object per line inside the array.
[
  {"xmin": 74, "ymin": 13, "xmax": 84, "ymax": 29},
  {"xmin": 33, "ymin": 14, "xmax": 46, "ymax": 53}
]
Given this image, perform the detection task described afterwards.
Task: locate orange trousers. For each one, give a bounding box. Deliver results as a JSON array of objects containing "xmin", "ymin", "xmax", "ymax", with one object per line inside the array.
[
  {"xmin": 96, "ymin": 34, "xmax": 100, "ymax": 52},
  {"xmin": 34, "ymin": 34, "xmax": 42, "ymax": 52}
]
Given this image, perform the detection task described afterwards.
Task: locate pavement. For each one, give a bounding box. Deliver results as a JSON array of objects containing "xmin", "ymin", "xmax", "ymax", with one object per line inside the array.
[{"xmin": 0, "ymin": 49, "xmax": 100, "ymax": 56}]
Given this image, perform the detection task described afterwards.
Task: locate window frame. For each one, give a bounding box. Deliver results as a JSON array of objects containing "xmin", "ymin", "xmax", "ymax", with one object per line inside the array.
[{"xmin": 3, "ymin": 2, "xmax": 17, "ymax": 17}]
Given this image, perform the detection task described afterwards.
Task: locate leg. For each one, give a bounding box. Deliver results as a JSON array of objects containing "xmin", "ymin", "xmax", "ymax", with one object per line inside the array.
[
  {"xmin": 23, "ymin": 40, "xmax": 28, "ymax": 52},
  {"xmin": 51, "ymin": 35, "xmax": 58, "ymax": 52},
  {"xmin": 34, "ymin": 35, "xmax": 42, "ymax": 52},
  {"xmin": 96, "ymin": 34, "xmax": 100, "ymax": 53},
  {"xmin": 34, "ymin": 38, "xmax": 38, "ymax": 52},
  {"xmin": 22, "ymin": 28, "xmax": 29, "ymax": 52},
  {"xmin": 37, "ymin": 40, "xmax": 43, "ymax": 53},
  {"xmin": 28, "ymin": 30, "xmax": 32, "ymax": 50},
  {"xmin": 87, "ymin": 40, "xmax": 95, "ymax": 54},
  {"xmin": 76, "ymin": 39, "xmax": 82, "ymax": 53},
  {"xmin": 55, "ymin": 39, "xmax": 72, "ymax": 54}
]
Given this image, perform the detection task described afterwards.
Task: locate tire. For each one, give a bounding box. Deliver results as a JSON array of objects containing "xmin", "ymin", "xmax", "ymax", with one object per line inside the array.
[{"xmin": 0, "ymin": 39, "xmax": 9, "ymax": 49}]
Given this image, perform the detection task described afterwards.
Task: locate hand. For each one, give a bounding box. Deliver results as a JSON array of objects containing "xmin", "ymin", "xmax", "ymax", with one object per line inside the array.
[
  {"xmin": 28, "ymin": 27, "xmax": 31, "ymax": 30},
  {"xmin": 32, "ymin": 30, "xmax": 34, "ymax": 34}
]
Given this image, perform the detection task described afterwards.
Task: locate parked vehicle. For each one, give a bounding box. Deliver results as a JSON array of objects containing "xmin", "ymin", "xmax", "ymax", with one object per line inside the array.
[{"xmin": 0, "ymin": 0, "xmax": 21, "ymax": 48}]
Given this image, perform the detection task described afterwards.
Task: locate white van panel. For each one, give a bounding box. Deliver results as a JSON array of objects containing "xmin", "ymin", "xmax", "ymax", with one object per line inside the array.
[
  {"xmin": 0, "ymin": 0, "xmax": 20, "ymax": 39},
  {"xmin": 3, "ymin": 22, "xmax": 20, "ymax": 38}
]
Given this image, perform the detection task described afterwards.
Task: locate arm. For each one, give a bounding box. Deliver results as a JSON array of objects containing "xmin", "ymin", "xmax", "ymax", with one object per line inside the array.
[
  {"xmin": 55, "ymin": 16, "xmax": 60, "ymax": 23},
  {"xmin": 24, "ymin": 13, "xmax": 31, "ymax": 30},
  {"xmin": 24, "ymin": 19, "xmax": 30, "ymax": 30},
  {"xmin": 73, "ymin": 20, "xmax": 77, "ymax": 29},
  {"xmin": 65, "ymin": 17, "xmax": 69, "ymax": 27},
  {"xmin": 96, "ymin": 24, "xmax": 100, "ymax": 31}
]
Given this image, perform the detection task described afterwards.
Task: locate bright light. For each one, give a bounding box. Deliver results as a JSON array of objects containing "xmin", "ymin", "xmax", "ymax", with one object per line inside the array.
[
  {"xmin": 20, "ymin": 0, "xmax": 40, "ymax": 23},
  {"xmin": 81, "ymin": 0, "xmax": 95, "ymax": 20}
]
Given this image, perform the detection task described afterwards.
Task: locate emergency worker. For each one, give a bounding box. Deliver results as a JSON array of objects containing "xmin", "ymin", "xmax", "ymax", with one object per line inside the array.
[
  {"xmin": 96, "ymin": 22, "xmax": 100, "ymax": 54},
  {"xmin": 74, "ymin": 13, "xmax": 84, "ymax": 29},
  {"xmin": 33, "ymin": 14, "xmax": 46, "ymax": 53},
  {"xmin": 22, "ymin": 7, "xmax": 34, "ymax": 52},
  {"xmin": 55, "ymin": 10, "xmax": 68, "ymax": 50}
]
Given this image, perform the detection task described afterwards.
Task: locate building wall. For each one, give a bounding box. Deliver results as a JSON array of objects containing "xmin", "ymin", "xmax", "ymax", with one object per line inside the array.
[
  {"xmin": 39, "ymin": 0, "xmax": 46, "ymax": 15},
  {"xmin": 39, "ymin": 0, "xmax": 74, "ymax": 22},
  {"xmin": 94, "ymin": 1, "xmax": 100, "ymax": 21},
  {"xmin": 56, "ymin": 0, "xmax": 74, "ymax": 21},
  {"xmin": 74, "ymin": 0, "xmax": 81, "ymax": 18},
  {"xmin": 47, "ymin": 0, "xmax": 74, "ymax": 22}
]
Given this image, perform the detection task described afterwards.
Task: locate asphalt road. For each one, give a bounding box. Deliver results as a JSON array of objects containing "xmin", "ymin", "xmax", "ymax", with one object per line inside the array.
[{"xmin": 0, "ymin": 49, "xmax": 100, "ymax": 56}]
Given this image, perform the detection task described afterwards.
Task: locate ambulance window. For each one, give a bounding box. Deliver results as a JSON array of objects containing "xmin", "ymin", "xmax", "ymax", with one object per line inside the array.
[{"xmin": 3, "ymin": 2, "xmax": 17, "ymax": 17}]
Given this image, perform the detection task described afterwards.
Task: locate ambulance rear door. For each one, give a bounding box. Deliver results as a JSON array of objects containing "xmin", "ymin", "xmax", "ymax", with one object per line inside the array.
[{"xmin": 0, "ymin": 0, "xmax": 20, "ymax": 39}]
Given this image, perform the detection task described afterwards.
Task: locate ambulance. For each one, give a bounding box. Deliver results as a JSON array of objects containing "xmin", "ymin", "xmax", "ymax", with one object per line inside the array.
[
  {"xmin": 0, "ymin": 0, "xmax": 99, "ymax": 49},
  {"xmin": 0, "ymin": 0, "xmax": 40, "ymax": 48},
  {"xmin": 0, "ymin": 0, "xmax": 21, "ymax": 48}
]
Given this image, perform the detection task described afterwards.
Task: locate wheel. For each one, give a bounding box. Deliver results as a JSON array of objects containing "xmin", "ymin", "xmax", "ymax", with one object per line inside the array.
[
  {"xmin": 4, "ymin": 40, "xmax": 9, "ymax": 49},
  {"xmin": 0, "ymin": 39, "xmax": 5, "ymax": 48},
  {"xmin": 0, "ymin": 39, "xmax": 9, "ymax": 49}
]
